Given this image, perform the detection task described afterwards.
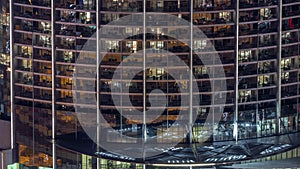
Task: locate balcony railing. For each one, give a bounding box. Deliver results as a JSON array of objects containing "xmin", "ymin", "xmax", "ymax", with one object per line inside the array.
[
  {"xmin": 15, "ymin": 24, "xmax": 51, "ymax": 34},
  {"xmin": 16, "ymin": 66, "xmax": 32, "ymax": 72},
  {"xmin": 15, "ymin": 38, "xmax": 32, "ymax": 45},
  {"xmin": 35, "ymin": 94, "xmax": 52, "ymax": 101},
  {"xmin": 282, "ymin": 0, "xmax": 295, "ymax": 4},
  {"xmin": 193, "ymin": 4, "xmax": 234, "ymax": 11},
  {"xmin": 239, "ymin": 1, "xmax": 277, "ymax": 9},
  {"xmin": 258, "ymin": 81, "xmax": 276, "ymax": 87},
  {"xmin": 239, "ymin": 43, "xmax": 257, "ymax": 49},
  {"xmin": 282, "ymin": 77, "xmax": 298, "ymax": 84},
  {"xmin": 282, "ymin": 37, "xmax": 298, "ymax": 44},
  {"xmin": 202, "ymin": 30, "xmax": 234, "ymax": 38},
  {"xmin": 258, "ymin": 54, "xmax": 276, "ymax": 61},
  {"xmin": 282, "ymin": 49, "xmax": 298, "ymax": 58},
  {"xmin": 17, "ymin": 91, "xmax": 33, "ymax": 98},
  {"xmin": 282, "ymin": 90, "xmax": 298, "ymax": 97},
  {"xmin": 101, "ymin": 5, "xmax": 142, "ymax": 12},
  {"xmin": 15, "ymin": 11, "xmax": 51, "ymax": 21},
  {"xmin": 193, "ymin": 18, "xmax": 234, "ymax": 26},
  {"xmin": 258, "ymin": 67, "xmax": 276, "ymax": 74},
  {"xmin": 258, "ymin": 41, "xmax": 277, "ymax": 47},
  {"xmin": 258, "ymin": 94, "xmax": 276, "ymax": 101},
  {"xmin": 58, "ymin": 15, "xmax": 96, "ymax": 25},
  {"xmin": 283, "ymin": 11, "xmax": 300, "ymax": 18},
  {"xmin": 239, "ymin": 29, "xmax": 258, "ymax": 36},
  {"xmin": 239, "ymin": 82, "xmax": 257, "ymax": 89},
  {"xmin": 239, "ymin": 69, "xmax": 257, "ymax": 76},
  {"xmin": 56, "ymin": 27, "xmax": 95, "ymax": 38},
  {"xmin": 34, "ymin": 81, "xmax": 52, "ymax": 88},
  {"xmin": 56, "ymin": 3, "xmax": 96, "ymax": 10},
  {"xmin": 147, "ymin": 6, "xmax": 189, "ymax": 12},
  {"xmin": 239, "ymin": 15, "xmax": 259, "ymax": 22},
  {"xmin": 238, "ymin": 95, "xmax": 257, "ymax": 103},
  {"xmin": 258, "ymin": 27, "xmax": 277, "ymax": 34},
  {"xmin": 14, "ymin": 0, "xmax": 51, "ymax": 7},
  {"xmin": 33, "ymin": 53, "xmax": 52, "ymax": 61}
]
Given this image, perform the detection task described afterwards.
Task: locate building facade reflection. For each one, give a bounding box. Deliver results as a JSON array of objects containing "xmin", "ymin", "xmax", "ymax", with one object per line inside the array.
[{"xmin": 9, "ymin": 0, "xmax": 300, "ymax": 168}]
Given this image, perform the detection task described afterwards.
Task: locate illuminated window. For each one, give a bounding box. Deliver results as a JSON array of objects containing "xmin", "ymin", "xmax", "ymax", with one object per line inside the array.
[
  {"xmin": 194, "ymin": 40, "xmax": 207, "ymax": 50},
  {"xmin": 239, "ymin": 50, "xmax": 251, "ymax": 62}
]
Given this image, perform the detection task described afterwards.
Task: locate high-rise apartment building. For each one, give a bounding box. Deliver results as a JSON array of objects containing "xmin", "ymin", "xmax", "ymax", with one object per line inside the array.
[
  {"xmin": 0, "ymin": 0, "xmax": 10, "ymax": 118},
  {"xmin": 0, "ymin": 0, "xmax": 12, "ymax": 168},
  {"xmin": 9, "ymin": 0, "xmax": 300, "ymax": 168}
]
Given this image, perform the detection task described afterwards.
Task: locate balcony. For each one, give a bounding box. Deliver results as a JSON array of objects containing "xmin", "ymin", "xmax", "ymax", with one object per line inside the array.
[
  {"xmin": 32, "ymin": 36, "xmax": 51, "ymax": 48},
  {"xmin": 258, "ymin": 41, "xmax": 276, "ymax": 47},
  {"xmin": 258, "ymin": 22, "xmax": 277, "ymax": 33},
  {"xmin": 239, "ymin": 65, "xmax": 257, "ymax": 76},
  {"xmin": 17, "ymin": 75, "xmax": 33, "ymax": 85},
  {"xmin": 15, "ymin": 10, "xmax": 51, "ymax": 21},
  {"xmin": 56, "ymin": 56, "xmax": 77, "ymax": 64},
  {"xmin": 202, "ymin": 29, "xmax": 234, "ymax": 39},
  {"xmin": 168, "ymin": 100, "xmax": 181, "ymax": 107},
  {"xmin": 258, "ymin": 67, "xmax": 276, "ymax": 74},
  {"xmin": 200, "ymin": 96, "xmax": 211, "ymax": 105},
  {"xmin": 14, "ymin": 0, "xmax": 51, "ymax": 7},
  {"xmin": 147, "ymin": 6, "xmax": 189, "ymax": 12},
  {"xmin": 56, "ymin": 82, "xmax": 74, "ymax": 90},
  {"xmin": 283, "ymin": 11, "xmax": 300, "ymax": 18},
  {"xmin": 239, "ymin": 80, "xmax": 257, "ymax": 89},
  {"xmin": 283, "ymin": 0, "xmax": 300, "ymax": 3},
  {"xmin": 15, "ymin": 22, "xmax": 51, "ymax": 34},
  {"xmin": 282, "ymin": 48, "xmax": 299, "ymax": 58},
  {"xmin": 56, "ymin": 42, "xmax": 77, "ymax": 50},
  {"xmin": 193, "ymin": 18, "xmax": 234, "ymax": 26},
  {"xmin": 282, "ymin": 76, "xmax": 298, "ymax": 84},
  {"xmin": 56, "ymin": 2, "xmax": 96, "ymax": 10},
  {"xmin": 16, "ymin": 66, "xmax": 32, "ymax": 72},
  {"xmin": 214, "ymin": 45, "xmax": 234, "ymax": 51},
  {"xmin": 281, "ymin": 89, "xmax": 297, "ymax": 97},
  {"xmin": 239, "ymin": 2, "xmax": 258, "ymax": 8},
  {"xmin": 57, "ymin": 96, "xmax": 73, "ymax": 103},
  {"xmin": 258, "ymin": 93, "xmax": 276, "ymax": 101},
  {"xmin": 15, "ymin": 36, "xmax": 32, "ymax": 45},
  {"xmin": 56, "ymin": 25, "xmax": 95, "ymax": 38},
  {"xmin": 239, "ymin": 15, "xmax": 259, "ymax": 22},
  {"xmin": 239, "ymin": 104, "xmax": 256, "ymax": 111},
  {"xmin": 35, "ymin": 93, "xmax": 52, "ymax": 101},
  {"xmin": 239, "ymin": 42, "xmax": 257, "ymax": 50},
  {"xmin": 129, "ymin": 86, "xmax": 143, "ymax": 93},
  {"xmin": 17, "ymin": 91, "xmax": 33, "ymax": 98},
  {"xmin": 168, "ymin": 45, "xmax": 189, "ymax": 53},
  {"xmin": 258, "ymin": 80, "xmax": 276, "ymax": 87},
  {"xmin": 56, "ymin": 69, "xmax": 75, "ymax": 77},
  {"xmin": 100, "ymin": 96, "xmax": 114, "ymax": 106},
  {"xmin": 56, "ymin": 105, "xmax": 75, "ymax": 111},
  {"xmin": 281, "ymin": 72, "xmax": 298, "ymax": 84},
  {"xmin": 283, "ymin": 20, "xmax": 299, "ymax": 31},
  {"xmin": 33, "ymin": 53, "xmax": 51, "ymax": 61},
  {"xmin": 146, "ymin": 85, "xmax": 180, "ymax": 94},
  {"xmin": 57, "ymin": 12, "xmax": 96, "ymax": 25},
  {"xmin": 239, "ymin": 0, "xmax": 277, "ymax": 9},
  {"xmin": 197, "ymin": 85, "xmax": 210, "ymax": 92},
  {"xmin": 194, "ymin": 3, "xmax": 234, "ymax": 11},
  {"xmin": 239, "ymin": 55, "xmax": 256, "ymax": 63},
  {"xmin": 238, "ymin": 95, "xmax": 257, "ymax": 103},
  {"xmin": 34, "ymin": 80, "xmax": 52, "ymax": 88},
  {"xmin": 101, "ymin": 1, "xmax": 142, "ymax": 12},
  {"xmin": 239, "ymin": 28, "xmax": 259, "ymax": 36},
  {"xmin": 282, "ymin": 36, "xmax": 298, "ymax": 45}
]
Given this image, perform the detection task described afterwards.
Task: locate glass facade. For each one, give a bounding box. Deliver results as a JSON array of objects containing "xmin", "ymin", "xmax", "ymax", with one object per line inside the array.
[{"xmin": 10, "ymin": 0, "xmax": 300, "ymax": 168}]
